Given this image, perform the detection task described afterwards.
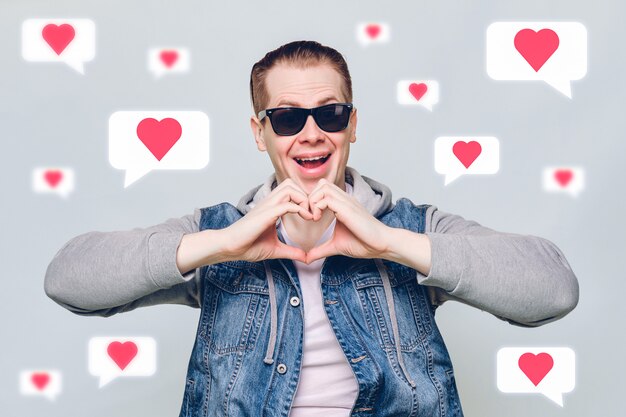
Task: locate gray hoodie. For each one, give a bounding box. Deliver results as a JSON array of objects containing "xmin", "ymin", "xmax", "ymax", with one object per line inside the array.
[{"xmin": 44, "ymin": 166, "xmax": 579, "ymax": 327}]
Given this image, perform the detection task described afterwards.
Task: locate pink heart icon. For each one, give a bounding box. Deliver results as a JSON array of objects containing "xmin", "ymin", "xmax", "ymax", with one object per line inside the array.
[
  {"xmin": 160, "ymin": 50, "xmax": 179, "ymax": 68},
  {"xmin": 554, "ymin": 169, "xmax": 573, "ymax": 187},
  {"xmin": 452, "ymin": 141, "xmax": 482, "ymax": 169},
  {"xmin": 518, "ymin": 352, "xmax": 554, "ymax": 386},
  {"xmin": 365, "ymin": 24, "xmax": 381, "ymax": 39},
  {"xmin": 514, "ymin": 28, "xmax": 560, "ymax": 72},
  {"xmin": 42, "ymin": 24, "xmax": 75, "ymax": 55},
  {"xmin": 107, "ymin": 341, "xmax": 138, "ymax": 371},
  {"xmin": 136, "ymin": 118, "xmax": 183, "ymax": 161},
  {"xmin": 31, "ymin": 373, "xmax": 50, "ymax": 390},
  {"xmin": 408, "ymin": 83, "xmax": 428, "ymax": 101},
  {"xmin": 44, "ymin": 170, "xmax": 63, "ymax": 188}
]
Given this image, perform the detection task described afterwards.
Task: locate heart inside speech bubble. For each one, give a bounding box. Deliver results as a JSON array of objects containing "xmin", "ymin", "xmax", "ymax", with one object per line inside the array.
[
  {"xmin": 160, "ymin": 50, "xmax": 179, "ymax": 68},
  {"xmin": 136, "ymin": 117, "xmax": 182, "ymax": 161},
  {"xmin": 41, "ymin": 24, "xmax": 75, "ymax": 55},
  {"xmin": 31, "ymin": 373, "xmax": 50, "ymax": 390},
  {"xmin": 518, "ymin": 352, "xmax": 554, "ymax": 386},
  {"xmin": 452, "ymin": 141, "xmax": 482, "ymax": 168},
  {"xmin": 365, "ymin": 24, "xmax": 381, "ymax": 39},
  {"xmin": 514, "ymin": 28, "xmax": 560, "ymax": 72},
  {"xmin": 107, "ymin": 341, "xmax": 138, "ymax": 371},
  {"xmin": 408, "ymin": 83, "xmax": 428, "ymax": 101}
]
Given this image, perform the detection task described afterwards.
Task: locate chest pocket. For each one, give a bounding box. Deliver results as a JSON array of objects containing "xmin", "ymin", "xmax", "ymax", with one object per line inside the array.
[
  {"xmin": 353, "ymin": 260, "xmax": 433, "ymax": 352},
  {"xmin": 199, "ymin": 261, "xmax": 270, "ymax": 355}
]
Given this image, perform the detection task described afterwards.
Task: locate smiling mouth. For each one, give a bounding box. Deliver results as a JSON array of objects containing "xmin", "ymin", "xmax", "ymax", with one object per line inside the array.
[{"xmin": 293, "ymin": 153, "xmax": 331, "ymax": 169}]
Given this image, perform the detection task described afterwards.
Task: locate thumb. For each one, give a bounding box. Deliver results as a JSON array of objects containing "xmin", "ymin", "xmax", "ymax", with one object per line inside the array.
[{"xmin": 305, "ymin": 240, "xmax": 337, "ymax": 264}]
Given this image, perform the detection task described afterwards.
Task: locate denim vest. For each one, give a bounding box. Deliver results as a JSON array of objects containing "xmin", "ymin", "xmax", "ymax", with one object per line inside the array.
[{"xmin": 179, "ymin": 198, "xmax": 463, "ymax": 417}]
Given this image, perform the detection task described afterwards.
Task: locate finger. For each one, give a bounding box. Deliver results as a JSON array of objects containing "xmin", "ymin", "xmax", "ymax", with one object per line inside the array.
[
  {"xmin": 306, "ymin": 240, "xmax": 337, "ymax": 264},
  {"xmin": 274, "ymin": 201, "xmax": 314, "ymax": 221},
  {"xmin": 272, "ymin": 242, "xmax": 307, "ymax": 263},
  {"xmin": 275, "ymin": 184, "xmax": 311, "ymax": 213}
]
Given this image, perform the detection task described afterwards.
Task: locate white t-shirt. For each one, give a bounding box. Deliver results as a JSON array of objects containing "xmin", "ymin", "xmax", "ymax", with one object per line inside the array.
[{"xmin": 277, "ymin": 182, "xmax": 358, "ymax": 417}]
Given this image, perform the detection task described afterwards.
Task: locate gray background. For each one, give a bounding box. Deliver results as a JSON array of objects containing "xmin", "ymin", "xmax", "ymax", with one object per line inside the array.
[{"xmin": 1, "ymin": 0, "xmax": 624, "ymax": 416}]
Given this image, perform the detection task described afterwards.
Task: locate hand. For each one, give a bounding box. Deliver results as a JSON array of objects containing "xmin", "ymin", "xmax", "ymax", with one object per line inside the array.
[
  {"xmin": 305, "ymin": 179, "xmax": 392, "ymax": 264},
  {"xmin": 222, "ymin": 178, "xmax": 314, "ymax": 263}
]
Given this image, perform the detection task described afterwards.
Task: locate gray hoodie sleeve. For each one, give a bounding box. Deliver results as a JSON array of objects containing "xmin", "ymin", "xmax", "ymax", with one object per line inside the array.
[
  {"xmin": 44, "ymin": 209, "xmax": 203, "ymax": 317},
  {"xmin": 420, "ymin": 205, "xmax": 579, "ymax": 327}
]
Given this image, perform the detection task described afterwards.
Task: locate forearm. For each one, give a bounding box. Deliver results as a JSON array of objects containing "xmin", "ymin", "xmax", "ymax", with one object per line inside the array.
[
  {"xmin": 382, "ymin": 227, "xmax": 432, "ymax": 277},
  {"xmin": 176, "ymin": 229, "xmax": 231, "ymax": 274}
]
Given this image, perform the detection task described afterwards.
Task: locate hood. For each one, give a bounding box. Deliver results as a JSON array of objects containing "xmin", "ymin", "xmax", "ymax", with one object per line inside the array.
[{"xmin": 236, "ymin": 166, "xmax": 394, "ymax": 218}]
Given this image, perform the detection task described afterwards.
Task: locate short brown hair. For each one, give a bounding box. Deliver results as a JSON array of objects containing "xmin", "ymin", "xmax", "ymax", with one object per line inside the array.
[{"xmin": 250, "ymin": 40, "xmax": 353, "ymax": 115}]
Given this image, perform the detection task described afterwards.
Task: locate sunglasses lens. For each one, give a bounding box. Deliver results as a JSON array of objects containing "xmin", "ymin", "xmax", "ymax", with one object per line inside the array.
[
  {"xmin": 315, "ymin": 104, "xmax": 351, "ymax": 132},
  {"xmin": 271, "ymin": 108, "xmax": 306, "ymax": 136}
]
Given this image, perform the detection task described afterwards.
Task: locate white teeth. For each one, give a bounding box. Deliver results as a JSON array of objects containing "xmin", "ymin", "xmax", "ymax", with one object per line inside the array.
[{"xmin": 295, "ymin": 154, "xmax": 329, "ymax": 162}]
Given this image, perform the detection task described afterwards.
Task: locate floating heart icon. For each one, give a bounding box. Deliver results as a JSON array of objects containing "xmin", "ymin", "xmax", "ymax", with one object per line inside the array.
[
  {"xmin": 31, "ymin": 373, "xmax": 50, "ymax": 390},
  {"xmin": 160, "ymin": 50, "xmax": 179, "ymax": 68},
  {"xmin": 44, "ymin": 170, "xmax": 63, "ymax": 188},
  {"xmin": 408, "ymin": 83, "xmax": 428, "ymax": 101},
  {"xmin": 107, "ymin": 341, "xmax": 138, "ymax": 371},
  {"xmin": 514, "ymin": 28, "xmax": 560, "ymax": 72},
  {"xmin": 42, "ymin": 24, "xmax": 75, "ymax": 55},
  {"xmin": 554, "ymin": 169, "xmax": 573, "ymax": 187},
  {"xmin": 365, "ymin": 24, "xmax": 381, "ymax": 39},
  {"xmin": 452, "ymin": 141, "xmax": 482, "ymax": 169},
  {"xmin": 136, "ymin": 117, "xmax": 182, "ymax": 161},
  {"xmin": 518, "ymin": 352, "xmax": 554, "ymax": 386}
]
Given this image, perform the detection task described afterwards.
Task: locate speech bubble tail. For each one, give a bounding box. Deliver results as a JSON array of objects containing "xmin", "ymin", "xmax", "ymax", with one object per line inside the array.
[
  {"xmin": 44, "ymin": 393, "xmax": 58, "ymax": 402},
  {"xmin": 66, "ymin": 60, "xmax": 86, "ymax": 75},
  {"xmin": 124, "ymin": 167, "xmax": 152, "ymax": 188},
  {"xmin": 444, "ymin": 173, "xmax": 461, "ymax": 186},
  {"xmin": 424, "ymin": 104, "xmax": 433, "ymax": 112},
  {"xmin": 98, "ymin": 375, "xmax": 116, "ymax": 388},
  {"xmin": 544, "ymin": 78, "xmax": 572, "ymax": 99},
  {"xmin": 542, "ymin": 390, "xmax": 564, "ymax": 407}
]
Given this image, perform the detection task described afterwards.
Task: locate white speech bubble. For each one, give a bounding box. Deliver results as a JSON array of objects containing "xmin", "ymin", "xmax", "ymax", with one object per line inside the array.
[
  {"xmin": 148, "ymin": 47, "xmax": 190, "ymax": 79},
  {"xmin": 487, "ymin": 22, "xmax": 587, "ymax": 98},
  {"xmin": 356, "ymin": 22, "xmax": 390, "ymax": 47},
  {"xmin": 397, "ymin": 80, "xmax": 439, "ymax": 111},
  {"xmin": 434, "ymin": 136, "xmax": 499, "ymax": 185},
  {"xmin": 88, "ymin": 337, "xmax": 156, "ymax": 388},
  {"xmin": 32, "ymin": 167, "xmax": 75, "ymax": 198},
  {"xmin": 22, "ymin": 19, "xmax": 95, "ymax": 74},
  {"xmin": 109, "ymin": 111, "xmax": 210, "ymax": 187},
  {"xmin": 20, "ymin": 370, "xmax": 62, "ymax": 401},
  {"xmin": 497, "ymin": 347, "xmax": 575, "ymax": 406},
  {"xmin": 542, "ymin": 166, "xmax": 585, "ymax": 197}
]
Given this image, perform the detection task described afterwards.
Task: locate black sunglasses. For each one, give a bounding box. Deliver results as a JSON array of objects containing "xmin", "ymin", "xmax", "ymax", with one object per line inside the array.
[{"xmin": 257, "ymin": 102, "xmax": 354, "ymax": 136}]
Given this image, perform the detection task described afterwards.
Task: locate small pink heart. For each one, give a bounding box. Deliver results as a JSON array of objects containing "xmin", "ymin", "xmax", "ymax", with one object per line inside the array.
[
  {"xmin": 514, "ymin": 28, "xmax": 560, "ymax": 72},
  {"xmin": 365, "ymin": 24, "xmax": 381, "ymax": 39},
  {"xmin": 452, "ymin": 141, "xmax": 482, "ymax": 169},
  {"xmin": 44, "ymin": 170, "xmax": 63, "ymax": 188},
  {"xmin": 160, "ymin": 50, "xmax": 179, "ymax": 68},
  {"xmin": 518, "ymin": 352, "xmax": 554, "ymax": 386},
  {"xmin": 408, "ymin": 83, "xmax": 428, "ymax": 101},
  {"xmin": 42, "ymin": 24, "xmax": 75, "ymax": 55},
  {"xmin": 554, "ymin": 169, "xmax": 573, "ymax": 187},
  {"xmin": 136, "ymin": 118, "xmax": 182, "ymax": 161},
  {"xmin": 107, "ymin": 341, "xmax": 138, "ymax": 370},
  {"xmin": 31, "ymin": 373, "xmax": 50, "ymax": 390}
]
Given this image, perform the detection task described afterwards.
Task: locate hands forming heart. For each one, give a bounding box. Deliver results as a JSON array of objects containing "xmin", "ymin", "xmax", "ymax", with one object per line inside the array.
[{"xmin": 222, "ymin": 178, "xmax": 392, "ymax": 265}]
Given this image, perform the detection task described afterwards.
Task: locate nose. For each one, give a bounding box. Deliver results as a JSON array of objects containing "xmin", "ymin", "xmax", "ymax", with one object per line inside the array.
[{"xmin": 297, "ymin": 114, "xmax": 325, "ymax": 143}]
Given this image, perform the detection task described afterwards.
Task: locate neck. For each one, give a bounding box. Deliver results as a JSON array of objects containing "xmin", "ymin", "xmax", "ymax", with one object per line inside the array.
[{"xmin": 280, "ymin": 177, "xmax": 347, "ymax": 253}]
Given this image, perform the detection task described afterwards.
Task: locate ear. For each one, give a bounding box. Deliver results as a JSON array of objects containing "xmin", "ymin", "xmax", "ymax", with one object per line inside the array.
[
  {"xmin": 250, "ymin": 116, "xmax": 267, "ymax": 152},
  {"xmin": 349, "ymin": 108, "xmax": 357, "ymax": 144}
]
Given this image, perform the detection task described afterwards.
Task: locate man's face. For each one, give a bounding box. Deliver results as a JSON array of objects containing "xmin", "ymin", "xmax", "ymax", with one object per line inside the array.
[{"xmin": 250, "ymin": 63, "xmax": 357, "ymax": 194}]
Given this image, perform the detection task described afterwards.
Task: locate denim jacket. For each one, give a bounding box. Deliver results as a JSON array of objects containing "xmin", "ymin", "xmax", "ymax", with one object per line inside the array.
[{"xmin": 180, "ymin": 170, "xmax": 463, "ymax": 417}]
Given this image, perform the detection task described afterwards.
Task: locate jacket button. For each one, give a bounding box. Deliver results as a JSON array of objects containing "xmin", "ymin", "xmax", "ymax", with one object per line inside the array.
[
  {"xmin": 276, "ymin": 363, "xmax": 288, "ymax": 374},
  {"xmin": 289, "ymin": 296, "xmax": 300, "ymax": 307}
]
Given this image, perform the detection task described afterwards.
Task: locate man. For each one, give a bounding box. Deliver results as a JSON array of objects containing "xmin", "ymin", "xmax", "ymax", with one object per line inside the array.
[{"xmin": 45, "ymin": 41, "xmax": 579, "ymax": 417}]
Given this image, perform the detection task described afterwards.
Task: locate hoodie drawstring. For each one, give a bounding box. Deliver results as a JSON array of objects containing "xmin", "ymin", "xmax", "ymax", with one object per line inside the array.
[
  {"xmin": 374, "ymin": 259, "xmax": 416, "ymax": 388},
  {"xmin": 262, "ymin": 258, "xmax": 415, "ymax": 388},
  {"xmin": 263, "ymin": 261, "xmax": 278, "ymax": 365}
]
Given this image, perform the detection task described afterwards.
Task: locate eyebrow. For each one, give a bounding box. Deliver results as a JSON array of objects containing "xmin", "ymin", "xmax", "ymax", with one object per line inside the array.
[{"xmin": 274, "ymin": 96, "xmax": 340, "ymax": 108}]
